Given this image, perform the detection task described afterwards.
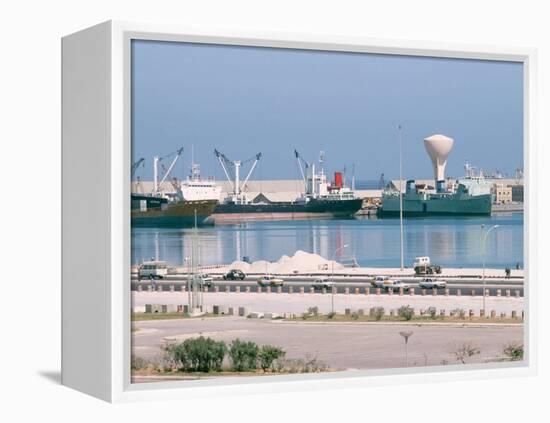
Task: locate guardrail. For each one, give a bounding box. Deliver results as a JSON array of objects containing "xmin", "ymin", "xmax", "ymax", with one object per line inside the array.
[{"xmin": 132, "ymin": 283, "xmax": 523, "ymax": 297}]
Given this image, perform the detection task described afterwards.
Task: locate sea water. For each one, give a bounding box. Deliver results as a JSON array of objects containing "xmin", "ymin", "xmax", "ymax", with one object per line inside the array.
[{"xmin": 131, "ymin": 212, "xmax": 523, "ymax": 270}]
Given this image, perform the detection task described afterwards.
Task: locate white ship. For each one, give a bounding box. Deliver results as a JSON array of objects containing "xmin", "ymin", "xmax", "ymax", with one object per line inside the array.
[{"xmin": 179, "ymin": 163, "xmax": 222, "ymax": 202}]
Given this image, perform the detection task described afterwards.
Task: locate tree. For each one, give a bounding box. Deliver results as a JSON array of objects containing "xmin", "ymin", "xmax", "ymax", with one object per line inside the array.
[
  {"xmin": 229, "ymin": 339, "xmax": 259, "ymax": 372},
  {"xmin": 258, "ymin": 345, "xmax": 286, "ymax": 372}
]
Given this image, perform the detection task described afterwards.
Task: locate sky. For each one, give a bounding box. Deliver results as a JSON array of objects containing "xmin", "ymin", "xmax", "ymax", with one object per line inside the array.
[{"xmin": 131, "ymin": 40, "xmax": 523, "ymax": 182}]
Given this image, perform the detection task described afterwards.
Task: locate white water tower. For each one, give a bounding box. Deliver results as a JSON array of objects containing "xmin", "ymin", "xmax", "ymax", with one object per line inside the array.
[{"xmin": 424, "ymin": 134, "xmax": 454, "ymax": 190}]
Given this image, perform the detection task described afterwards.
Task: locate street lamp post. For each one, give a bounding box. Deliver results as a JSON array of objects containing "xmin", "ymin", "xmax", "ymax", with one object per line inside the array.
[
  {"xmin": 398, "ymin": 125, "xmax": 404, "ymax": 272},
  {"xmin": 399, "ymin": 331, "xmax": 413, "ymax": 367},
  {"xmin": 331, "ymin": 244, "xmax": 349, "ymax": 314},
  {"xmin": 481, "ymin": 224, "xmax": 499, "ymax": 314}
]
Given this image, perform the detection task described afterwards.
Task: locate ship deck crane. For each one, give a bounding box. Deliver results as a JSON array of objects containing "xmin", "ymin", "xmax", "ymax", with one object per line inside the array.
[
  {"xmin": 214, "ymin": 149, "xmax": 262, "ymax": 204},
  {"xmin": 131, "ymin": 158, "xmax": 145, "ymax": 178},
  {"xmin": 153, "ymin": 147, "xmax": 183, "ymax": 195},
  {"xmin": 294, "ymin": 149, "xmax": 310, "ymax": 193}
]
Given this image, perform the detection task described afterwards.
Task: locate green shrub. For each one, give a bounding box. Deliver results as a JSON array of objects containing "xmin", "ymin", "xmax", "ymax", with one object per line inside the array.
[
  {"xmin": 427, "ymin": 307, "xmax": 437, "ymax": 320},
  {"xmin": 165, "ymin": 336, "xmax": 226, "ymax": 372},
  {"xmin": 397, "ymin": 305, "xmax": 414, "ymax": 321},
  {"xmin": 370, "ymin": 307, "xmax": 385, "ymax": 321},
  {"xmin": 351, "ymin": 311, "xmax": 360, "ymax": 320},
  {"xmin": 327, "ymin": 311, "xmax": 336, "ymax": 319},
  {"xmin": 258, "ymin": 345, "xmax": 286, "ymax": 372},
  {"xmin": 229, "ymin": 339, "xmax": 259, "ymax": 371},
  {"xmin": 503, "ymin": 343, "xmax": 524, "ymax": 361}
]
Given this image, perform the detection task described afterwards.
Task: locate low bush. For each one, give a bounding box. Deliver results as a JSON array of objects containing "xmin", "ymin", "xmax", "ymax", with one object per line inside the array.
[
  {"xmin": 307, "ymin": 306, "xmax": 319, "ymax": 316},
  {"xmin": 503, "ymin": 343, "xmax": 524, "ymax": 361},
  {"xmin": 165, "ymin": 336, "xmax": 226, "ymax": 372},
  {"xmin": 327, "ymin": 311, "xmax": 336, "ymax": 319},
  {"xmin": 275, "ymin": 354, "xmax": 329, "ymax": 373},
  {"xmin": 370, "ymin": 307, "xmax": 385, "ymax": 321},
  {"xmin": 427, "ymin": 307, "xmax": 437, "ymax": 319},
  {"xmin": 452, "ymin": 342, "xmax": 480, "ymax": 364},
  {"xmin": 258, "ymin": 345, "xmax": 286, "ymax": 372},
  {"xmin": 228, "ymin": 339, "xmax": 259, "ymax": 372},
  {"xmin": 397, "ymin": 305, "xmax": 414, "ymax": 321},
  {"xmin": 131, "ymin": 355, "xmax": 149, "ymax": 370},
  {"xmin": 351, "ymin": 311, "xmax": 360, "ymax": 320},
  {"xmin": 451, "ymin": 308, "xmax": 466, "ymax": 319}
]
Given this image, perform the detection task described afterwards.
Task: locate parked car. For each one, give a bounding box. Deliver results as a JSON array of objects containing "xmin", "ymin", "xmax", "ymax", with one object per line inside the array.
[
  {"xmin": 371, "ymin": 275, "xmax": 391, "ymax": 288},
  {"xmin": 311, "ymin": 278, "xmax": 334, "ymax": 290},
  {"xmin": 383, "ymin": 279, "xmax": 411, "ymax": 292},
  {"xmin": 138, "ymin": 260, "xmax": 168, "ymax": 280},
  {"xmin": 223, "ymin": 269, "xmax": 246, "ymax": 280},
  {"xmin": 257, "ymin": 275, "xmax": 284, "ymax": 287},
  {"xmin": 418, "ymin": 278, "xmax": 447, "ymax": 289}
]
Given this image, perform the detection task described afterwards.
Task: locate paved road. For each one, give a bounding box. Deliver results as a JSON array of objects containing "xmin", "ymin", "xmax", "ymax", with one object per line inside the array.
[{"xmin": 132, "ymin": 316, "xmax": 523, "ymax": 373}]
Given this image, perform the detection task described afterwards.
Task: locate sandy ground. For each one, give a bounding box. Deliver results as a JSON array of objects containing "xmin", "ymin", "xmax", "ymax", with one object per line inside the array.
[
  {"xmin": 132, "ymin": 291, "xmax": 525, "ymax": 315},
  {"xmin": 132, "ymin": 316, "xmax": 523, "ymax": 370},
  {"xmin": 148, "ymin": 251, "xmax": 524, "ymax": 279}
]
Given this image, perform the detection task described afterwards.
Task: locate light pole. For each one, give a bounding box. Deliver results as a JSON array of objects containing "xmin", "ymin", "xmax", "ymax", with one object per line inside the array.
[
  {"xmin": 398, "ymin": 125, "xmax": 404, "ymax": 272},
  {"xmin": 331, "ymin": 244, "xmax": 349, "ymax": 314},
  {"xmin": 481, "ymin": 224, "xmax": 499, "ymax": 314},
  {"xmin": 399, "ymin": 331, "xmax": 413, "ymax": 367}
]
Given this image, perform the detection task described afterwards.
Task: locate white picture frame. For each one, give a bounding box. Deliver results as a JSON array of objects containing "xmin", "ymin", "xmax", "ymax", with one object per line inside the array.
[{"xmin": 62, "ymin": 20, "xmax": 537, "ymax": 403}]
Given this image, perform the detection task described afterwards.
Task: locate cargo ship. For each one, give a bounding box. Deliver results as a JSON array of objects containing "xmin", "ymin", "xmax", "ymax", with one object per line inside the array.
[
  {"xmin": 378, "ymin": 178, "xmax": 493, "ymax": 216},
  {"xmin": 212, "ymin": 149, "xmax": 363, "ymax": 221},
  {"xmin": 131, "ymin": 148, "xmax": 218, "ymax": 227},
  {"xmin": 131, "ymin": 195, "xmax": 218, "ymax": 227},
  {"xmin": 378, "ymin": 134, "xmax": 493, "ymax": 217}
]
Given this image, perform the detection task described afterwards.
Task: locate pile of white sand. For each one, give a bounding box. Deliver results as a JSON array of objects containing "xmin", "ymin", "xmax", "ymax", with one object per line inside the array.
[{"xmin": 226, "ymin": 250, "xmax": 344, "ymax": 274}]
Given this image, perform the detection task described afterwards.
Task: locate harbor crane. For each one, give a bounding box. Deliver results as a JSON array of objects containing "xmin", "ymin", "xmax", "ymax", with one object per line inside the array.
[
  {"xmin": 152, "ymin": 147, "xmax": 183, "ymax": 195},
  {"xmin": 214, "ymin": 149, "xmax": 262, "ymax": 204}
]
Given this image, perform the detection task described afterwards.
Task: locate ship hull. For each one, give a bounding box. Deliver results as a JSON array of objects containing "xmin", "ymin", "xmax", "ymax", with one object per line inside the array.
[
  {"xmin": 131, "ymin": 196, "xmax": 218, "ymax": 227},
  {"xmin": 378, "ymin": 194, "xmax": 492, "ymax": 217},
  {"xmin": 213, "ymin": 198, "xmax": 363, "ymax": 222}
]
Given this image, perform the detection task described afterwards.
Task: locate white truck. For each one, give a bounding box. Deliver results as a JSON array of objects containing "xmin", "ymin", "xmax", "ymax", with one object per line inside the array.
[
  {"xmin": 413, "ymin": 256, "xmax": 442, "ymax": 275},
  {"xmin": 138, "ymin": 260, "xmax": 168, "ymax": 280}
]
